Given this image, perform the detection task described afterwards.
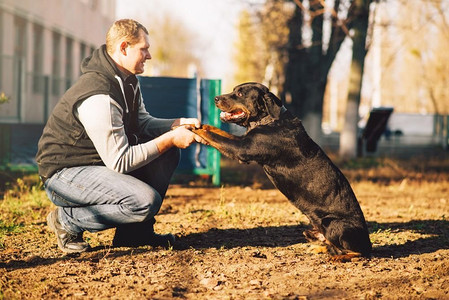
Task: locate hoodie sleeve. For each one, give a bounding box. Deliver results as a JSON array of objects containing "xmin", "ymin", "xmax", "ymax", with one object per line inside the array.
[
  {"xmin": 136, "ymin": 83, "xmax": 177, "ymax": 137},
  {"xmin": 76, "ymin": 94, "xmax": 161, "ymax": 173}
]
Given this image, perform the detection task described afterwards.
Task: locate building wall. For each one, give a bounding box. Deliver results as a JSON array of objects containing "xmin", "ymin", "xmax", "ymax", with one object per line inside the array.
[{"xmin": 0, "ymin": 0, "xmax": 115, "ymax": 123}]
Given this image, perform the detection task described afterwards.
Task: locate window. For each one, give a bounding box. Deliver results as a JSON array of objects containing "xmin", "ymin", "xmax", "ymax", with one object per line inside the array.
[
  {"xmin": 52, "ymin": 32, "xmax": 61, "ymax": 95},
  {"xmin": 14, "ymin": 17, "xmax": 26, "ymax": 120},
  {"xmin": 65, "ymin": 37, "xmax": 73, "ymax": 89},
  {"xmin": 79, "ymin": 42, "xmax": 86, "ymax": 76},
  {"xmin": 14, "ymin": 17, "xmax": 26, "ymax": 57},
  {"xmin": 33, "ymin": 24, "xmax": 44, "ymax": 93}
]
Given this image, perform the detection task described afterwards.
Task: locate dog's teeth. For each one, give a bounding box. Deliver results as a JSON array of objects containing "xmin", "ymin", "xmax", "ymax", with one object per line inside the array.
[{"xmin": 220, "ymin": 110, "xmax": 245, "ymax": 121}]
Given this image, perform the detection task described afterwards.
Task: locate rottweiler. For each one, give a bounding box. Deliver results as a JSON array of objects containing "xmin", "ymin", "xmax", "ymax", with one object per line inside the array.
[{"xmin": 192, "ymin": 82, "xmax": 372, "ymax": 261}]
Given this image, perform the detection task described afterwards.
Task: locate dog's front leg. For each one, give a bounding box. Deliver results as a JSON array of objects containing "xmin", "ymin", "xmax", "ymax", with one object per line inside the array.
[
  {"xmin": 191, "ymin": 125, "xmax": 249, "ymax": 162},
  {"xmin": 194, "ymin": 124, "xmax": 236, "ymax": 140}
]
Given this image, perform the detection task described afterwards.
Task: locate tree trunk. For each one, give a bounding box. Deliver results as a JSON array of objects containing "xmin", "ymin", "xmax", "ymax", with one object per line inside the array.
[
  {"xmin": 339, "ymin": 0, "xmax": 371, "ymax": 159},
  {"xmin": 284, "ymin": 1, "xmax": 348, "ymax": 145},
  {"xmin": 284, "ymin": 4, "xmax": 326, "ymax": 144},
  {"xmin": 300, "ymin": 79, "xmax": 327, "ymax": 145}
]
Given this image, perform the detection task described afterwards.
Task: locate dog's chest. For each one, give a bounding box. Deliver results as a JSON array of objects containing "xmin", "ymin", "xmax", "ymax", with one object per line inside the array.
[{"xmin": 262, "ymin": 164, "xmax": 301, "ymax": 200}]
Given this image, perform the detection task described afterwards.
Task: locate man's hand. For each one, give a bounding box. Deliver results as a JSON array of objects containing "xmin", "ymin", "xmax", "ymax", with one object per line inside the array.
[
  {"xmin": 170, "ymin": 117, "xmax": 207, "ymax": 146},
  {"xmin": 154, "ymin": 120, "xmax": 208, "ymax": 153},
  {"xmin": 170, "ymin": 126, "xmax": 206, "ymax": 148}
]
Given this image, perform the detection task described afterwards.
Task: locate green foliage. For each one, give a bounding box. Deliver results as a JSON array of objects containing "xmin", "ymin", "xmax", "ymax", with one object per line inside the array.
[
  {"xmin": 0, "ymin": 92, "xmax": 9, "ymax": 104},
  {"xmin": 0, "ymin": 174, "xmax": 50, "ymax": 249},
  {"xmin": 233, "ymin": 1, "xmax": 293, "ymax": 89},
  {"xmin": 234, "ymin": 10, "xmax": 262, "ymax": 84},
  {"xmin": 145, "ymin": 14, "xmax": 201, "ymax": 77},
  {"xmin": 0, "ymin": 220, "xmax": 24, "ymax": 249}
]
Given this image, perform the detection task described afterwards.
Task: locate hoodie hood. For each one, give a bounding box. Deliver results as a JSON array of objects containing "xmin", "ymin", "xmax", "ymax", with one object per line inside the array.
[{"xmin": 81, "ymin": 45, "xmax": 123, "ymax": 83}]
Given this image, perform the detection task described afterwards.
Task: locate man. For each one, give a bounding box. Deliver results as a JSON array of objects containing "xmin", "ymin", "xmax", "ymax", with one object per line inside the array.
[{"xmin": 36, "ymin": 19, "xmax": 203, "ymax": 253}]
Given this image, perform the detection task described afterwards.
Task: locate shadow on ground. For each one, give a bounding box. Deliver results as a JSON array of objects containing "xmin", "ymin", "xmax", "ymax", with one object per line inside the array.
[
  {"xmin": 3, "ymin": 219, "xmax": 448, "ymax": 271},
  {"xmin": 368, "ymin": 219, "xmax": 449, "ymax": 258}
]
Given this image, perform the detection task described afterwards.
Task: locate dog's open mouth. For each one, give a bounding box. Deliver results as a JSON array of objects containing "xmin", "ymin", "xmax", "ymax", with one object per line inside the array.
[{"xmin": 220, "ymin": 110, "xmax": 247, "ymax": 123}]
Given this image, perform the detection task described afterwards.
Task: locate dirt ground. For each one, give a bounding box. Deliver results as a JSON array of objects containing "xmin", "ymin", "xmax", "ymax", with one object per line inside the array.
[{"xmin": 1, "ymin": 153, "xmax": 449, "ymax": 299}]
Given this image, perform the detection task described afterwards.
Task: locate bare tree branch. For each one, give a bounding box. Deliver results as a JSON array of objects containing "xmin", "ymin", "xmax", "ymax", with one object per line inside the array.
[{"xmin": 292, "ymin": 0, "xmax": 351, "ymax": 37}]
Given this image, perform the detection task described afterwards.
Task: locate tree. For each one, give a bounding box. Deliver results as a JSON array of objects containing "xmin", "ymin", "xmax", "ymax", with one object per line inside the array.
[
  {"xmin": 258, "ymin": 0, "xmax": 294, "ymax": 94},
  {"xmin": 368, "ymin": 0, "xmax": 449, "ymax": 116},
  {"xmin": 339, "ymin": 0, "xmax": 371, "ymax": 158},
  {"xmin": 409, "ymin": 0, "xmax": 449, "ymax": 115},
  {"xmin": 234, "ymin": 0, "xmax": 373, "ymax": 153},
  {"xmin": 234, "ymin": 10, "xmax": 265, "ymax": 84},
  {"xmin": 143, "ymin": 14, "xmax": 203, "ymax": 77},
  {"xmin": 284, "ymin": 0, "xmax": 351, "ymax": 144},
  {"xmin": 234, "ymin": 0, "xmax": 293, "ymax": 91}
]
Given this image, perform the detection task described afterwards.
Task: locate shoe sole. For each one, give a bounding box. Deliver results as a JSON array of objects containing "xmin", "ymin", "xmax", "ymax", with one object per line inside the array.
[{"xmin": 47, "ymin": 211, "xmax": 87, "ymax": 254}]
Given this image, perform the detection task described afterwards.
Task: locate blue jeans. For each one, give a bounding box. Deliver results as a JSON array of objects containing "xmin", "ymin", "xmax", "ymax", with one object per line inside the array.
[{"xmin": 44, "ymin": 148, "xmax": 181, "ymax": 235}]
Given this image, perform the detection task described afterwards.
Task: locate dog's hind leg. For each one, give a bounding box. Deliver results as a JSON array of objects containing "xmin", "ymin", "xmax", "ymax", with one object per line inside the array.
[
  {"xmin": 303, "ymin": 228, "xmax": 326, "ymax": 243},
  {"xmin": 303, "ymin": 228, "xmax": 332, "ymax": 254},
  {"xmin": 323, "ymin": 225, "xmax": 372, "ymax": 262},
  {"xmin": 329, "ymin": 251, "xmax": 363, "ymax": 263}
]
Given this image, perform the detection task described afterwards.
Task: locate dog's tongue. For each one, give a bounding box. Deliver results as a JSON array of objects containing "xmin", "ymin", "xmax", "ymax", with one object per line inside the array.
[{"xmin": 220, "ymin": 110, "xmax": 245, "ymax": 121}]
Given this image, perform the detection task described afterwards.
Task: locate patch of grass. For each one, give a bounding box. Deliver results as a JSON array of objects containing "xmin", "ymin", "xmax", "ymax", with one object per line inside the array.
[
  {"xmin": 339, "ymin": 157, "xmax": 383, "ymax": 170},
  {"xmin": 0, "ymin": 166, "xmax": 39, "ymax": 193},
  {"xmin": 0, "ymin": 220, "xmax": 23, "ymax": 234},
  {"xmin": 2, "ymin": 177, "xmax": 50, "ymax": 220},
  {"xmin": 370, "ymin": 227, "xmax": 397, "ymax": 246},
  {"xmin": 0, "ymin": 173, "xmax": 50, "ymax": 249},
  {"xmin": 0, "ymin": 220, "xmax": 24, "ymax": 249}
]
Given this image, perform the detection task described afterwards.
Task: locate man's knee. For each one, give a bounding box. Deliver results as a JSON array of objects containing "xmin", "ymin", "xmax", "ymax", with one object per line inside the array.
[
  {"xmin": 150, "ymin": 147, "xmax": 181, "ymax": 178},
  {"xmin": 125, "ymin": 188, "xmax": 163, "ymax": 222},
  {"xmin": 164, "ymin": 147, "xmax": 181, "ymax": 169}
]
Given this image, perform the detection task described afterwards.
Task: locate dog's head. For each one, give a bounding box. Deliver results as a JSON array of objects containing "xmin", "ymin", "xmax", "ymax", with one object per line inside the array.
[{"xmin": 215, "ymin": 82, "xmax": 283, "ymax": 129}]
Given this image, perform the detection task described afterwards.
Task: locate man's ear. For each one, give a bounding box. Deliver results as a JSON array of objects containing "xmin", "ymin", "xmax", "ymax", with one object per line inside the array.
[{"xmin": 120, "ymin": 41, "xmax": 128, "ymax": 55}]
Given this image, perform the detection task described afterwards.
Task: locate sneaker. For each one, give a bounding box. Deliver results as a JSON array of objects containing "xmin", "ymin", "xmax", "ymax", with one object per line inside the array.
[{"xmin": 46, "ymin": 209, "xmax": 90, "ymax": 253}]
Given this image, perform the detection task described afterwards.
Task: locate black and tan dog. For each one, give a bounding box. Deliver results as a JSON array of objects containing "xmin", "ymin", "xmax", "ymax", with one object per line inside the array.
[{"xmin": 192, "ymin": 82, "xmax": 372, "ymax": 261}]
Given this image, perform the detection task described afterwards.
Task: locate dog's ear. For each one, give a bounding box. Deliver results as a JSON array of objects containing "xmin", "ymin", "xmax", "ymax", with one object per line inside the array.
[{"xmin": 263, "ymin": 92, "xmax": 283, "ymax": 118}]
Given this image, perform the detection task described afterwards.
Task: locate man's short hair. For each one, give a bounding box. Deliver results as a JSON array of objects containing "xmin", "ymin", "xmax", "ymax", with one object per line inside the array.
[{"xmin": 106, "ymin": 19, "xmax": 149, "ymax": 54}]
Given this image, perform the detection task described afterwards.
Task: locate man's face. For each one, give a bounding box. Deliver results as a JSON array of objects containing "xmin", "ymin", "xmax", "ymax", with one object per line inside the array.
[{"xmin": 121, "ymin": 29, "xmax": 152, "ymax": 75}]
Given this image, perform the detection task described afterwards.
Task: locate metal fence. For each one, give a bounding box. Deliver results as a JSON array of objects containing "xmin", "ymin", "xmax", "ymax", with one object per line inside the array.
[
  {"xmin": 0, "ymin": 75, "xmax": 223, "ymax": 185},
  {"xmin": 0, "ymin": 54, "xmax": 71, "ymax": 124}
]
